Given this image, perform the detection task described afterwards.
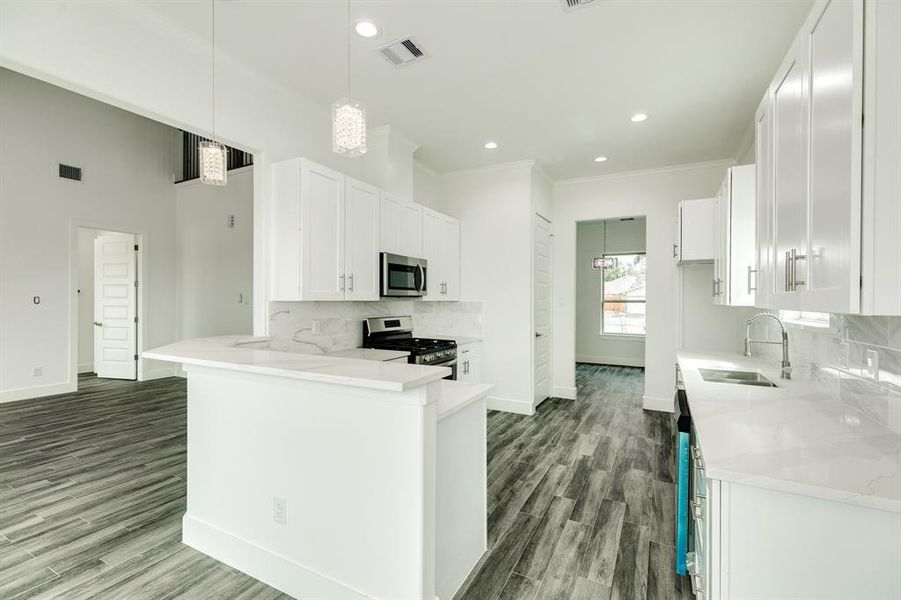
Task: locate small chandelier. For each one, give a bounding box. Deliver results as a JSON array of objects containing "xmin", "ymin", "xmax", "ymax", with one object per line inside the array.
[
  {"xmin": 333, "ymin": 1, "xmax": 366, "ymax": 157},
  {"xmin": 201, "ymin": 0, "xmax": 228, "ymax": 186}
]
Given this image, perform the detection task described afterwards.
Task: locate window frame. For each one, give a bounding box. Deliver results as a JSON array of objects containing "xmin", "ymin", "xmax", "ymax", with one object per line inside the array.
[{"xmin": 599, "ymin": 251, "xmax": 647, "ymax": 337}]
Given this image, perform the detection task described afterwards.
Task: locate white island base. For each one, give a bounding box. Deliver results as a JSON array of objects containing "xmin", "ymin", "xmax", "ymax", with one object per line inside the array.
[{"xmin": 144, "ymin": 338, "xmax": 492, "ymax": 600}]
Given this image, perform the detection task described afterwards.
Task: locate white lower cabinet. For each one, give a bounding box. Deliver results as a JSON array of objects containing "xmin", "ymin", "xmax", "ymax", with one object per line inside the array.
[
  {"xmin": 423, "ymin": 208, "xmax": 461, "ymax": 301},
  {"xmin": 694, "ymin": 468, "xmax": 900, "ymax": 599},
  {"xmin": 270, "ymin": 158, "xmax": 380, "ymax": 301},
  {"xmin": 457, "ymin": 342, "xmax": 482, "ymax": 382}
]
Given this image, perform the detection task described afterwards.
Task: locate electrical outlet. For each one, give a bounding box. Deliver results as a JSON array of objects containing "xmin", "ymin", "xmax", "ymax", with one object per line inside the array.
[
  {"xmin": 31, "ymin": 366, "xmax": 42, "ymax": 377},
  {"xmin": 273, "ymin": 496, "xmax": 287, "ymax": 525},
  {"xmin": 865, "ymin": 349, "xmax": 879, "ymax": 381}
]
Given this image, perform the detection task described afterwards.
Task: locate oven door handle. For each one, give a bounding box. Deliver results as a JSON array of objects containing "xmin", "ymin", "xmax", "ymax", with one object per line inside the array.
[{"xmin": 435, "ymin": 358, "xmax": 457, "ymax": 368}]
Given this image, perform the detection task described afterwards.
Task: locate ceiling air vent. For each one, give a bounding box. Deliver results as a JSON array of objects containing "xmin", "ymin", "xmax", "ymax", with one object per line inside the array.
[
  {"xmin": 561, "ymin": 0, "xmax": 598, "ymax": 11},
  {"xmin": 59, "ymin": 164, "xmax": 83, "ymax": 182},
  {"xmin": 378, "ymin": 37, "xmax": 427, "ymax": 67}
]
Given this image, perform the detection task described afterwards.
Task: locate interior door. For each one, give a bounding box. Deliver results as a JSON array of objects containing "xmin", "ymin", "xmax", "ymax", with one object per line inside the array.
[
  {"xmin": 533, "ymin": 214, "xmax": 552, "ymax": 406},
  {"xmin": 300, "ymin": 159, "xmax": 345, "ymax": 300},
  {"xmin": 804, "ymin": 0, "xmax": 862, "ymax": 313},
  {"xmin": 93, "ymin": 233, "xmax": 137, "ymax": 380},
  {"xmin": 344, "ymin": 177, "xmax": 380, "ymax": 301}
]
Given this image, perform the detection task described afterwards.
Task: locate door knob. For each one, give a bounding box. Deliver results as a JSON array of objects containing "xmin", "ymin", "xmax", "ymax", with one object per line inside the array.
[
  {"xmin": 93, "ymin": 321, "xmax": 103, "ymax": 327},
  {"xmin": 535, "ymin": 332, "xmax": 543, "ymax": 338}
]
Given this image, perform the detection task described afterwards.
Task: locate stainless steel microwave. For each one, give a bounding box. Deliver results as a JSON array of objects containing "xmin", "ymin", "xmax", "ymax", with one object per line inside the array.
[{"xmin": 380, "ymin": 253, "xmax": 427, "ymax": 297}]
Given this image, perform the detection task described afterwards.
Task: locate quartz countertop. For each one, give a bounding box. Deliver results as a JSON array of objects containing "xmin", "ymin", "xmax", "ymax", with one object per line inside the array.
[
  {"xmin": 677, "ymin": 351, "xmax": 901, "ymax": 513},
  {"xmin": 323, "ymin": 348, "xmax": 410, "ymax": 362},
  {"xmin": 437, "ymin": 381, "xmax": 493, "ymax": 421},
  {"xmin": 144, "ymin": 336, "xmax": 449, "ymax": 392}
]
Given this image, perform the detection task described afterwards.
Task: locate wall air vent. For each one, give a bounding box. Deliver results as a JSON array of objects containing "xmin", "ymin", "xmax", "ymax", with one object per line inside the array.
[
  {"xmin": 378, "ymin": 37, "xmax": 428, "ymax": 67},
  {"xmin": 561, "ymin": 0, "xmax": 598, "ymax": 11},
  {"xmin": 59, "ymin": 164, "xmax": 83, "ymax": 182}
]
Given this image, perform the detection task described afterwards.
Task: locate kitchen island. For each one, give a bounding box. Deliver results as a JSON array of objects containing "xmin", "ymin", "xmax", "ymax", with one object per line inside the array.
[{"xmin": 144, "ymin": 336, "xmax": 492, "ymax": 600}]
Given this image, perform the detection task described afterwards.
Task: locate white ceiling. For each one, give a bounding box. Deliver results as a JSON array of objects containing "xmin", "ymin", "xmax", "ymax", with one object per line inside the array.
[{"xmin": 145, "ymin": 0, "xmax": 812, "ymax": 180}]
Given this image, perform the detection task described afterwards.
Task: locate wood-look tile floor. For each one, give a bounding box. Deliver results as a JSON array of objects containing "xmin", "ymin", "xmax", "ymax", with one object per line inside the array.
[
  {"xmin": 1, "ymin": 366, "xmax": 688, "ymax": 599},
  {"xmin": 456, "ymin": 364, "xmax": 692, "ymax": 600},
  {"xmin": 0, "ymin": 374, "xmax": 291, "ymax": 599}
]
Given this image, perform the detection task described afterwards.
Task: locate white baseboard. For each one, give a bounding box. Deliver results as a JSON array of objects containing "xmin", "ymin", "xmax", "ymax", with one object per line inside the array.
[
  {"xmin": 0, "ymin": 381, "xmax": 76, "ymax": 404},
  {"xmin": 486, "ymin": 395, "xmax": 534, "ymax": 415},
  {"xmin": 642, "ymin": 394, "xmax": 673, "ymax": 413},
  {"xmin": 552, "ymin": 385, "xmax": 577, "ymax": 400},
  {"xmin": 78, "ymin": 363, "xmax": 94, "ymax": 374},
  {"xmin": 182, "ymin": 514, "xmax": 368, "ymax": 600},
  {"xmin": 576, "ymin": 354, "xmax": 645, "ymax": 368},
  {"xmin": 143, "ymin": 364, "xmax": 180, "ymax": 381}
]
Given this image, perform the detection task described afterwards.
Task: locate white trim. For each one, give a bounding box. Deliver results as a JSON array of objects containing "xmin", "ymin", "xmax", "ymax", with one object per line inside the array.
[
  {"xmin": 143, "ymin": 364, "xmax": 180, "ymax": 381},
  {"xmin": 532, "ymin": 161, "xmax": 554, "ymax": 187},
  {"xmin": 78, "ymin": 363, "xmax": 94, "ymax": 374},
  {"xmin": 577, "ymin": 355, "xmax": 645, "ymax": 368},
  {"xmin": 413, "ymin": 159, "xmax": 440, "ymax": 178},
  {"xmin": 182, "ymin": 514, "xmax": 369, "ymax": 600},
  {"xmin": 552, "ymin": 385, "xmax": 577, "ymax": 400},
  {"xmin": 0, "ymin": 382, "xmax": 76, "ymax": 404},
  {"xmin": 554, "ymin": 158, "xmax": 736, "ymax": 188},
  {"xmin": 443, "ymin": 160, "xmax": 537, "ymax": 179},
  {"xmin": 732, "ymin": 118, "xmax": 756, "ymax": 164},
  {"xmin": 642, "ymin": 394, "xmax": 673, "ymax": 413},
  {"xmin": 486, "ymin": 395, "xmax": 534, "ymax": 415}
]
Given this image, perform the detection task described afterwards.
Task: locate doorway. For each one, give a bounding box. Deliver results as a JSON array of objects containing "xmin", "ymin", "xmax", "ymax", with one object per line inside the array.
[
  {"xmin": 77, "ymin": 227, "xmax": 141, "ymax": 381},
  {"xmin": 575, "ymin": 217, "xmax": 647, "ymax": 368},
  {"xmin": 533, "ymin": 214, "xmax": 552, "ymax": 406}
]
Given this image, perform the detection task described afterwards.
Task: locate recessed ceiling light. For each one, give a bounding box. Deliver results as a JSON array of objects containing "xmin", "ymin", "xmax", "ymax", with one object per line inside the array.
[
  {"xmin": 631, "ymin": 113, "xmax": 649, "ymax": 123},
  {"xmin": 483, "ymin": 141, "xmax": 498, "ymax": 150},
  {"xmin": 594, "ymin": 156, "xmax": 608, "ymax": 163},
  {"xmin": 354, "ymin": 20, "xmax": 379, "ymax": 38}
]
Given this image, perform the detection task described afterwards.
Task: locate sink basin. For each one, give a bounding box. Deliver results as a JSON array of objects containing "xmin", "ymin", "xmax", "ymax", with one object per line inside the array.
[{"xmin": 698, "ymin": 368, "xmax": 777, "ymax": 387}]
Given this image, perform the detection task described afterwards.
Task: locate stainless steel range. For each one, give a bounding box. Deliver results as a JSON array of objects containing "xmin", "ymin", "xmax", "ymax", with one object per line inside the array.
[{"xmin": 362, "ymin": 316, "xmax": 457, "ymax": 379}]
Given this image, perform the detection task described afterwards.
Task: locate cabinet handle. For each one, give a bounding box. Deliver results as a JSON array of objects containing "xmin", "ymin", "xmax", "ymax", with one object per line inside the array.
[
  {"xmin": 340, "ymin": 274, "xmax": 345, "ymax": 291},
  {"xmin": 348, "ymin": 273, "xmax": 354, "ymax": 292},
  {"xmin": 790, "ymin": 248, "xmax": 806, "ymax": 290},
  {"xmin": 784, "ymin": 251, "xmax": 792, "ymax": 292},
  {"xmin": 673, "ymin": 243, "xmax": 679, "ymax": 259},
  {"xmin": 712, "ymin": 278, "xmax": 717, "ymax": 297},
  {"xmin": 747, "ymin": 265, "xmax": 757, "ymax": 294}
]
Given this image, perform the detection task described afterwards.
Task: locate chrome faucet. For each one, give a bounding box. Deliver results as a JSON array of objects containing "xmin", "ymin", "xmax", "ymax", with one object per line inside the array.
[{"xmin": 744, "ymin": 313, "xmax": 792, "ymax": 379}]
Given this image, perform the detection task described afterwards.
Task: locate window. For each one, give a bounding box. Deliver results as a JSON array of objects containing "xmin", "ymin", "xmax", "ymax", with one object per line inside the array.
[{"xmin": 601, "ymin": 253, "xmax": 646, "ymax": 336}]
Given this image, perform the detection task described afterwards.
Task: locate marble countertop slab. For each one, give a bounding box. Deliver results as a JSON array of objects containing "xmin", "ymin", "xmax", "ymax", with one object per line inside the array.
[
  {"xmin": 678, "ymin": 351, "xmax": 901, "ymax": 513},
  {"xmin": 144, "ymin": 336, "xmax": 450, "ymax": 393},
  {"xmin": 437, "ymin": 381, "xmax": 494, "ymax": 421},
  {"xmin": 323, "ymin": 348, "xmax": 410, "ymax": 362}
]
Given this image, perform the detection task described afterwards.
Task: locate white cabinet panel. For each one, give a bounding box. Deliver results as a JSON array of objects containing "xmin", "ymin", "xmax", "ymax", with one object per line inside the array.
[
  {"xmin": 301, "ymin": 160, "xmax": 345, "ymax": 301},
  {"xmin": 728, "ymin": 166, "xmax": 756, "ymax": 307},
  {"xmin": 754, "ymin": 93, "xmax": 774, "ymax": 309},
  {"xmin": 380, "ymin": 195, "xmax": 423, "ymax": 258},
  {"xmin": 676, "ymin": 198, "xmax": 715, "ymax": 264},
  {"xmin": 345, "ymin": 178, "xmax": 380, "ymax": 301},
  {"xmin": 804, "ymin": 0, "xmax": 862, "ymax": 313},
  {"xmin": 457, "ymin": 343, "xmax": 482, "ymax": 382},
  {"xmin": 422, "ymin": 208, "xmax": 461, "ymax": 302}
]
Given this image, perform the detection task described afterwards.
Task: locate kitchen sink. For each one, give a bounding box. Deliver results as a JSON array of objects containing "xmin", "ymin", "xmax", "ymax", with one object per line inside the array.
[{"xmin": 698, "ymin": 368, "xmax": 777, "ymax": 387}]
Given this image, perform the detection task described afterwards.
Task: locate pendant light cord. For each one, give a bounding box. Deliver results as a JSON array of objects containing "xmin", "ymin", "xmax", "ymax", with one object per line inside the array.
[
  {"xmin": 211, "ymin": 0, "xmax": 216, "ymax": 140},
  {"xmin": 347, "ymin": 0, "xmax": 351, "ymax": 97}
]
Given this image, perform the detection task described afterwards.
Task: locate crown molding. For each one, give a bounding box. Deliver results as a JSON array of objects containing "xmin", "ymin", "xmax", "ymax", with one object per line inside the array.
[
  {"xmin": 442, "ymin": 159, "xmax": 538, "ymax": 178},
  {"xmin": 554, "ymin": 158, "xmax": 735, "ymax": 188}
]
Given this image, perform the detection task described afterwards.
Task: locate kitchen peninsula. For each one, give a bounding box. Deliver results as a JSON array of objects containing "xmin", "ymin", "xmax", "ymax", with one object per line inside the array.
[{"xmin": 144, "ymin": 336, "xmax": 492, "ymax": 600}]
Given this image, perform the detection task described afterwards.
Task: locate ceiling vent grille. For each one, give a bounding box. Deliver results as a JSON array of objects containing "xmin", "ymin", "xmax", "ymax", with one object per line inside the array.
[
  {"xmin": 59, "ymin": 164, "xmax": 83, "ymax": 182},
  {"xmin": 561, "ymin": 0, "xmax": 598, "ymax": 11},
  {"xmin": 378, "ymin": 37, "xmax": 427, "ymax": 67}
]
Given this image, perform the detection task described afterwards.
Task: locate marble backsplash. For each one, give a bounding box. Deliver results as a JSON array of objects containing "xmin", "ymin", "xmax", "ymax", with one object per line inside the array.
[
  {"xmin": 268, "ymin": 300, "xmax": 483, "ymax": 354},
  {"xmin": 752, "ymin": 313, "xmax": 901, "ymax": 420}
]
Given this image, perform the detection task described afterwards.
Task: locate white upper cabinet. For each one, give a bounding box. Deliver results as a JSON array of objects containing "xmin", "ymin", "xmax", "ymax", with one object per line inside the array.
[
  {"xmin": 270, "ymin": 158, "xmax": 379, "ymax": 302},
  {"xmin": 711, "ymin": 166, "xmax": 756, "ymax": 307},
  {"xmin": 344, "ymin": 178, "xmax": 381, "ymax": 301},
  {"xmin": 422, "ymin": 208, "xmax": 461, "ymax": 301},
  {"xmin": 675, "ymin": 198, "xmax": 715, "ymax": 264},
  {"xmin": 754, "ymin": 93, "xmax": 775, "ymax": 310},
  {"xmin": 380, "ymin": 195, "xmax": 423, "ymax": 258},
  {"xmin": 758, "ymin": 0, "xmax": 869, "ymax": 313}
]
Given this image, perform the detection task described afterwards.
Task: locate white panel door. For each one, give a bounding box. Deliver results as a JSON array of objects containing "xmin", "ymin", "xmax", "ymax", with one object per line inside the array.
[
  {"xmin": 421, "ymin": 208, "xmax": 443, "ymax": 301},
  {"xmin": 344, "ymin": 177, "xmax": 380, "ymax": 301},
  {"xmin": 803, "ymin": 0, "xmax": 862, "ymax": 313},
  {"xmin": 300, "ymin": 159, "xmax": 345, "ymax": 301},
  {"xmin": 771, "ymin": 37, "xmax": 807, "ymax": 310},
  {"xmin": 93, "ymin": 233, "xmax": 136, "ymax": 380},
  {"xmin": 533, "ymin": 215, "xmax": 552, "ymax": 406},
  {"xmin": 754, "ymin": 93, "xmax": 774, "ymax": 309}
]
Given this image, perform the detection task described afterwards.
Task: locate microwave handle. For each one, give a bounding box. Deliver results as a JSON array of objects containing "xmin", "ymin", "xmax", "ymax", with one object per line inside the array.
[{"xmin": 416, "ymin": 264, "xmax": 425, "ymax": 293}]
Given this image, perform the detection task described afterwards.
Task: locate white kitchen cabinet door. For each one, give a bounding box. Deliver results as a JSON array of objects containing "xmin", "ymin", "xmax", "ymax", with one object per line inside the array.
[
  {"xmin": 457, "ymin": 343, "xmax": 481, "ymax": 382},
  {"xmin": 443, "ymin": 218, "xmax": 461, "ymax": 301},
  {"xmin": 770, "ymin": 34, "xmax": 807, "ymax": 311},
  {"xmin": 754, "ymin": 92, "xmax": 775, "ymax": 309},
  {"xmin": 344, "ymin": 177, "xmax": 380, "ymax": 301},
  {"xmin": 712, "ymin": 178, "xmax": 729, "ymax": 305},
  {"xmin": 802, "ymin": 0, "xmax": 862, "ymax": 314},
  {"xmin": 422, "ymin": 208, "xmax": 461, "ymax": 301},
  {"xmin": 676, "ymin": 198, "xmax": 715, "ymax": 264},
  {"xmin": 300, "ymin": 159, "xmax": 345, "ymax": 301},
  {"xmin": 380, "ymin": 195, "xmax": 423, "ymax": 258},
  {"xmin": 862, "ymin": 0, "xmax": 901, "ymax": 315},
  {"xmin": 728, "ymin": 165, "xmax": 757, "ymax": 307}
]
